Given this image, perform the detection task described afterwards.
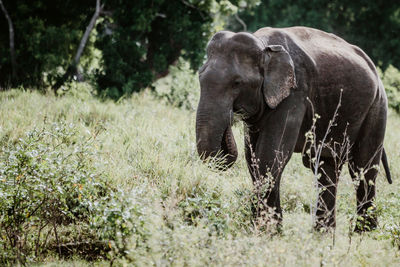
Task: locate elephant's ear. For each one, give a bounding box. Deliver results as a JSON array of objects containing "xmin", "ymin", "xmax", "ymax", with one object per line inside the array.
[{"xmin": 262, "ymin": 45, "xmax": 296, "ymax": 109}]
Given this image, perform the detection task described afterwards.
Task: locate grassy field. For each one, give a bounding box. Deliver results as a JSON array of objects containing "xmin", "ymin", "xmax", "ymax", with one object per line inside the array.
[{"xmin": 0, "ymin": 88, "xmax": 399, "ymax": 266}]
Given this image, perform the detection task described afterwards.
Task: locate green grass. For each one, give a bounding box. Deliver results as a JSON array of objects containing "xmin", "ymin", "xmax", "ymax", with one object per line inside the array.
[{"xmin": 0, "ymin": 89, "xmax": 399, "ymax": 266}]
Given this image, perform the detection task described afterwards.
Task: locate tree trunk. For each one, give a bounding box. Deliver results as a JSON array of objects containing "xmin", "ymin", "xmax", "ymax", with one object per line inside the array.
[
  {"xmin": 53, "ymin": 0, "xmax": 103, "ymax": 93},
  {"xmin": 0, "ymin": 0, "xmax": 17, "ymax": 80}
]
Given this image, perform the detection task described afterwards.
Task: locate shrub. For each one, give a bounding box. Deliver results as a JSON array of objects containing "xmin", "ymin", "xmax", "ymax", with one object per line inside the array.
[
  {"xmin": 388, "ymin": 224, "xmax": 400, "ymax": 249},
  {"xmin": 90, "ymin": 187, "xmax": 151, "ymax": 260},
  {"xmin": 153, "ymin": 58, "xmax": 200, "ymax": 111},
  {"xmin": 0, "ymin": 122, "xmax": 149, "ymax": 264},
  {"xmin": 0, "ymin": 123, "xmax": 107, "ymax": 264},
  {"xmin": 57, "ymin": 81, "xmax": 95, "ymax": 101},
  {"xmin": 380, "ymin": 65, "xmax": 400, "ymax": 113},
  {"xmin": 178, "ymin": 188, "xmax": 229, "ymax": 234}
]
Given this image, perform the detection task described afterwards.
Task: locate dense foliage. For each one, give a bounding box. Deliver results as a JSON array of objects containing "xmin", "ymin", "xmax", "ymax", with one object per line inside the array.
[
  {"xmin": 0, "ymin": 121, "xmax": 148, "ymax": 264},
  {"xmin": 0, "ymin": 0, "xmax": 257, "ymax": 97},
  {"xmin": 95, "ymin": 0, "xmax": 258, "ymax": 98},
  {"xmin": 1, "ymin": 0, "xmax": 399, "ymax": 99},
  {"xmin": 153, "ymin": 58, "xmax": 200, "ymax": 110},
  {"xmin": 380, "ymin": 65, "xmax": 400, "ymax": 113},
  {"xmin": 235, "ymin": 0, "xmax": 400, "ymax": 70},
  {"xmin": 0, "ymin": 0, "xmax": 95, "ymax": 88}
]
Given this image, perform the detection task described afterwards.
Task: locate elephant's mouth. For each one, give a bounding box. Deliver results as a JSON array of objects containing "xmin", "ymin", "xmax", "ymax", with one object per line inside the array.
[
  {"xmin": 196, "ymin": 125, "xmax": 238, "ymax": 171},
  {"xmin": 196, "ymin": 100, "xmax": 238, "ymax": 170},
  {"xmin": 219, "ymin": 126, "xmax": 238, "ymax": 169}
]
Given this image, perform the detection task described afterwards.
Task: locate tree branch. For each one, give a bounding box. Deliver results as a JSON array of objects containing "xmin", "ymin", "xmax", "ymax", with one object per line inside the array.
[
  {"xmin": 53, "ymin": 0, "xmax": 103, "ymax": 92},
  {"xmin": 234, "ymin": 13, "xmax": 247, "ymax": 32},
  {"xmin": 0, "ymin": 0, "xmax": 17, "ymax": 80},
  {"xmin": 74, "ymin": 0, "xmax": 102, "ymax": 66}
]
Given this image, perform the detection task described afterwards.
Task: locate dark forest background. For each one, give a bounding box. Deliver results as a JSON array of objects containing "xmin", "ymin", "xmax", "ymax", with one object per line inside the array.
[
  {"xmin": 1, "ymin": 1, "xmax": 400, "ymax": 265},
  {"xmin": 0, "ymin": 0, "xmax": 399, "ymax": 99}
]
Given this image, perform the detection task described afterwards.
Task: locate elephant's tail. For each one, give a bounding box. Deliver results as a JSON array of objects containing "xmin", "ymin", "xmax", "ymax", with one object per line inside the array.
[{"xmin": 381, "ymin": 148, "xmax": 392, "ymax": 184}]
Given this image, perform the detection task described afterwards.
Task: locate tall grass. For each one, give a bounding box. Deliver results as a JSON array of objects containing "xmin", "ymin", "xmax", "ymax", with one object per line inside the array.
[{"xmin": 0, "ymin": 88, "xmax": 399, "ymax": 265}]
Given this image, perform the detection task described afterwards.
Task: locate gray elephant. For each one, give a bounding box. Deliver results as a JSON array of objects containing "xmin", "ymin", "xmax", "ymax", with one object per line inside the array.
[{"xmin": 195, "ymin": 26, "xmax": 392, "ymax": 231}]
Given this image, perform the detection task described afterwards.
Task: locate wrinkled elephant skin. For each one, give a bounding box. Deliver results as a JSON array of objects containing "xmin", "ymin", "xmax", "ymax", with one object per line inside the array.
[{"xmin": 195, "ymin": 26, "xmax": 391, "ymax": 232}]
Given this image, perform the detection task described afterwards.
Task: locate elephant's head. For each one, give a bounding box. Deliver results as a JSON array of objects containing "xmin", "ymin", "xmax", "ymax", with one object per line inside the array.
[{"xmin": 196, "ymin": 31, "xmax": 296, "ymax": 169}]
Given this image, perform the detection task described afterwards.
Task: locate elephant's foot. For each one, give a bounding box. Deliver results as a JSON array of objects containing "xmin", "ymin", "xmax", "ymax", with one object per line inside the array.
[
  {"xmin": 314, "ymin": 205, "xmax": 336, "ymax": 232},
  {"xmin": 354, "ymin": 203, "xmax": 378, "ymax": 232},
  {"xmin": 354, "ymin": 214, "xmax": 377, "ymax": 232}
]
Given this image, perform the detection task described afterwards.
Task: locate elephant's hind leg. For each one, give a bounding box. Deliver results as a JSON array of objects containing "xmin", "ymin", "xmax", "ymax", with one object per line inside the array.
[
  {"xmin": 348, "ymin": 147, "xmax": 382, "ymax": 232},
  {"xmin": 348, "ymin": 102, "xmax": 386, "ymax": 232},
  {"xmin": 348, "ymin": 154, "xmax": 380, "ymax": 232}
]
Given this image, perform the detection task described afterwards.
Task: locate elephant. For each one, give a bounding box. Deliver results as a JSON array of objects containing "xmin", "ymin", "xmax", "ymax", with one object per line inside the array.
[{"xmin": 195, "ymin": 26, "xmax": 392, "ymax": 231}]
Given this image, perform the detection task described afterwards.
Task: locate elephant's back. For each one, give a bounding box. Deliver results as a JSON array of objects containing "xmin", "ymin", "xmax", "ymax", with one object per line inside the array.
[
  {"xmin": 256, "ymin": 26, "xmax": 382, "ymax": 105},
  {"xmin": 255, "ymin": 26, "xmax": 379, "ymax": 82},
  {"xmin": 255, "ymin": 26, "xmax": 386, "ymax": 143}
]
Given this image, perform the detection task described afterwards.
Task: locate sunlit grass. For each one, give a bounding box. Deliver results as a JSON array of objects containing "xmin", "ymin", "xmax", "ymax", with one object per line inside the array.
[{"xmin": 0, "ymin": 89, "xmax": 399, "ymax": 265}]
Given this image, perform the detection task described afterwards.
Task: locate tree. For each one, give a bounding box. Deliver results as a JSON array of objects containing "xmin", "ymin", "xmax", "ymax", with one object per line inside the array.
[
  {"xmin": 0, "ymin": 0, "xmax": 95, "ymax": 88},
  {"xmin": 53, "ymin": 0, "xmax": 104, "ymax": 93},
  {"xmin": 0, "ymin": 0, "xmax": 258, "ymax": 94},
  {"xmin": 0, "ymin": 0, "xmax": 17, "ymax": 82}
]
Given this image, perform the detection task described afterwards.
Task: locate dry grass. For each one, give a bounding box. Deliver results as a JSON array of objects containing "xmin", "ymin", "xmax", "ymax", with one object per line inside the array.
[{"xmin": 0, "ymin": 89, "xmax": 399, "ymax": 266}]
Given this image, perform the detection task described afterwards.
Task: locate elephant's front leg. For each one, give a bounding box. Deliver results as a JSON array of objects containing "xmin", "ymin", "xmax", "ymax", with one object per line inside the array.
[
  {"xmin": 245, "ymin": 98, "xmax": 306, "ymax": 228},
  {"xmin": 245, "ymin": 129, "xmax": 284, "ymax": 226}
]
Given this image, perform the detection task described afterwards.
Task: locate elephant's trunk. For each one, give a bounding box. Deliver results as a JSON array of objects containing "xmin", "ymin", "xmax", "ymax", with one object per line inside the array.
[{"xmin": 196, "ymin": 101, "xmax": 238, "ymax": 170}]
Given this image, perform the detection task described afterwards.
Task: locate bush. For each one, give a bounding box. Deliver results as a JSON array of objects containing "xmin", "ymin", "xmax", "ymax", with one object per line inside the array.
[
  {"xmin": 380, "ymin": 65, "xmax": 400, "ymax": 113},
  {"xmin": 90, "ymin": 187, "xmax": 151, "ymax": 260},
  {"xmin": 0, "ymin": 122, "xmax": 149, "ymax": 264},
  {"xmin": 57, "ymin": 81, "xmax": 95, "ymax": 101},
  {"xmin": 179, "ymin": 188, "xmax": 228, "ymax": 234},
  {"xmin": 153, "ymin": 59, "xmax": 200, "ymax": 110},
  {"xmin": 0, "ymin": 123, "xmax": 98, "ymax": 263}
]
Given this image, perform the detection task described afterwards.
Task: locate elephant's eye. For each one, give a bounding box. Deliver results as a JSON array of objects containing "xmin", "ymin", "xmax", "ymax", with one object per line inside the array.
[{"xmin": 233, "ymin": 80, "xmax": 242, "ymax": 87}]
